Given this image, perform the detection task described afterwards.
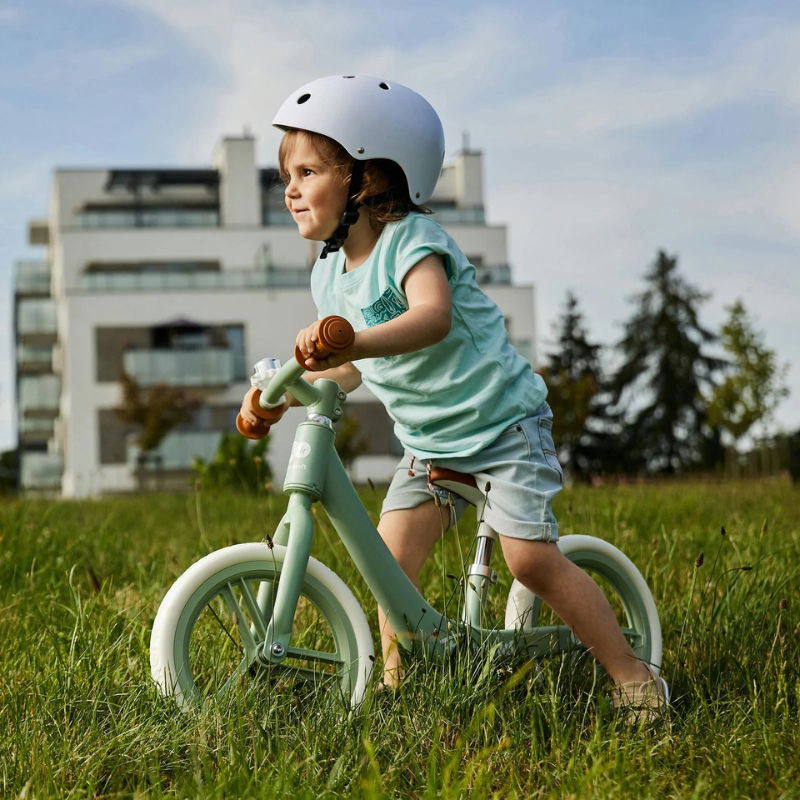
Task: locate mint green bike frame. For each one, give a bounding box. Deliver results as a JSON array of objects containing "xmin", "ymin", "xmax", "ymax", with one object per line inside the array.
[{"xmin": 257, "ymin": 358, "xmax": 580, "ymax": 669}]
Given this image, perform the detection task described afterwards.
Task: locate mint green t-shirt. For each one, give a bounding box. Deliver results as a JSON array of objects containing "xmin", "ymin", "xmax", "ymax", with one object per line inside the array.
[{"xmin": 310, "ymin": 213, "xmax": 547, "ymax": 459}]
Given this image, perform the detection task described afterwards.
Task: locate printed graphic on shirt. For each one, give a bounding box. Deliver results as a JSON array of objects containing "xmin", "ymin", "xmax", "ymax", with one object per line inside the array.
[{"xmin": 361, "ymin": 287, "xmax": 407, "ymax": 328}]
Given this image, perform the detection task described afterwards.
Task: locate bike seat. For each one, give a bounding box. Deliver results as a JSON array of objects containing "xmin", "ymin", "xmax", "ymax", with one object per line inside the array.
[{"xmin": 429, "ymin": 468, "xmax": 485, "ymax": 507}]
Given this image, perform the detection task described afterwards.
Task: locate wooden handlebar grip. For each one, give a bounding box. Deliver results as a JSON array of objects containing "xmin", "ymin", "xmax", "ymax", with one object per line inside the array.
[
  {"xmin": 236, "ymin": 414, "xmax": 271, "ymax": 440},
  {"xmin": 248, "ymin": 390, "xmax": 286, "ymax": 421},
  {"xmin": 294, "ymin": 315, "xmax": 355, "ymax": 364}
]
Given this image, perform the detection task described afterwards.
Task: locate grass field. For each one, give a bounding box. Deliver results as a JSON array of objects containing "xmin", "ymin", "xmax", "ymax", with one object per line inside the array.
[{"xmin": 1, "ymin": 479, "xmax": 798, "ymax": 798}]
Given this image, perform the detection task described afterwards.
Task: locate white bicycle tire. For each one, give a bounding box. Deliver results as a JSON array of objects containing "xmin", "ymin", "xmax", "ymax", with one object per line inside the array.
[{"xmin": 150, "ymin": 543, "xmax": 374, "ymax": 710}]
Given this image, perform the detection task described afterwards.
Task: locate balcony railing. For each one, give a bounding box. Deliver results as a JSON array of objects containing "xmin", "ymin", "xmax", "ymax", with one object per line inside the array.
[
  {"xmin": 15, "ymin": 261, "xmax": 51, "ymax": 295},
  {"xmin": 80, "ymin": 267, "xmax": 311, "ymax": 292},
  {"xmin": 20, "ymin": 417, "xmax": 56, "ymax": 437},
  {"xmin": 127, "ymin": 430, "xmax": 224, "ymax": 470},
  {"xmin": 429, "ymin": 206, "xmax": 486, "ymax": 225},
  {"xmin": 19, "ymin": 375, "xmax": 60, "ymax": 410},
  {"xmin": 17, "ymin": 299, "xmax": 57, "ymax": 335},
  {"xmin": 262, "ymin": 208, "xmax": 296, "ymax": 226},
  {"xmin": 21, "ymin": 452, "xmax": 63, "ymax": 488},
  {"xmin": 76, "ymin": 209, "xmax": 219, "ymax": 229},
  {"xmin": 123, "ymin": 348, "xmax": 246, "ymax": 387},
  {"xmin": 475, "ymin": 265, "xmax": 511, "ymax": 285},
  {"xmin": 511, "ymin": 339, "xmax": 534, "ymax": 365},
  {"xmin": 17, "ymin": 345, "xmax": 54, "ymax": 367}
]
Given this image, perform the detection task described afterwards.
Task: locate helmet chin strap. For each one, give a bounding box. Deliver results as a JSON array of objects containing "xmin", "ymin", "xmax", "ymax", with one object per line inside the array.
[{"xmin": 320, "ymin": 160, "xmax": 366, "ymax": 259}]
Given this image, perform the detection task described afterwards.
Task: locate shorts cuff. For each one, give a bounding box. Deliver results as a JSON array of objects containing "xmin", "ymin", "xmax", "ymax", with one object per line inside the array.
[{"xmin": 487, "ymin": 518, "xmax": 559, "ymax": 543}]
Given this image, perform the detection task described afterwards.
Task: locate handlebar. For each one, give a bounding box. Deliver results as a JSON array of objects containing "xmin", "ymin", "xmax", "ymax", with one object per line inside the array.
[{"xmin": 236, "ymin": 316, "xmax": 355, "ymax": 440}]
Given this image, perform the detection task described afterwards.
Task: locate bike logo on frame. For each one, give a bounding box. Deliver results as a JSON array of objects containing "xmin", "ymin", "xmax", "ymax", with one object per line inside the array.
[{"xmin": 291, "ymin": 442, "xmax": 312, "ymax": 459}]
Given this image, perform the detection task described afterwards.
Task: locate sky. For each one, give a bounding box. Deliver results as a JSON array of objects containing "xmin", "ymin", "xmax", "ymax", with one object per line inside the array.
[{"xmin": 2, "ymin": 0, "xmax": 799, "ymax": 451}]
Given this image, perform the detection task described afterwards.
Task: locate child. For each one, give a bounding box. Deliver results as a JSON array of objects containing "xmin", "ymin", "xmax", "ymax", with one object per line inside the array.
[{"xmin": 239, "ymin": 74, "xmax": 668, "ymax": 719}]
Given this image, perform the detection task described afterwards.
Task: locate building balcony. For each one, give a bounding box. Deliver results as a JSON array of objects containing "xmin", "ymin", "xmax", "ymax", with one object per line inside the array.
[
  {"xmin": 475, "ymin": 265, "xmax": 511, "ymax": 285},
  {"xmin": 511, "ymin": 339, "xmax": 534, "ymax": 365},
  {"xmin": 17, "ymin": 299, "xmax": 57, "ymax": 336},
  {"xmin": 20, "ymin": 417, "xmax": 56, "ymax": 440},
  {"xmin": 15, "ymin": 261, "xmax": 51, "ymax": 295},
  {"xmin": 75, "ymin": 208, "xmax": 220, "ymax": 229},
  {"xmin": 127, "ymin": 430, "xmax": 224, "ymax": 471},
  {"xmin": 21, "ymin": 452, "xmax": 63, "ymax": 489},
  {"xmin": 79, "ymin": 266, "xmax": 311, "ymax": 292},
  {"xmin": 429, "ymin": 206, "xmax": 486, "ymax": 225},
  {"xmin": 17, "ymin": 345, "xmax": 54, "ymax": 372},
  {"xmin": 262, "ymin": 207, "xmax": 296, "ymax": 226},
  {"xmin": 19, "ymin": 374, "xmax": 60, "ymax": 411},
  {"xmin": 123, "ymin": 348, "xmax": 246, "ymax": 388}
]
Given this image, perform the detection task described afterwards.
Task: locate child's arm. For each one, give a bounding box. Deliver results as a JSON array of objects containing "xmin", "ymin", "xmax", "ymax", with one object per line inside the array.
[{"xmin": 298, "ymin": 254, "xmax": 451, "ymax": 371}]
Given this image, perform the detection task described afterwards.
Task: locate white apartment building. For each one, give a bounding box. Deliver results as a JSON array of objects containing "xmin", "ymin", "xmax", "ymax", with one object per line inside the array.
[{"xmin": 14, "ymin": 135, "xmax": 538, "ymax": 497}]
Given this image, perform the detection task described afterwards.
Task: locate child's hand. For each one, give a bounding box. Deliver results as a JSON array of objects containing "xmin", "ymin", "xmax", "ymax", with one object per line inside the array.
[
  {"xmin": 296, "ymin": 322, "xmax": 358, "ymax": 371},
  {"xmin": 239, "ymin": 386, "xmax": 289, "ymax": 426}
]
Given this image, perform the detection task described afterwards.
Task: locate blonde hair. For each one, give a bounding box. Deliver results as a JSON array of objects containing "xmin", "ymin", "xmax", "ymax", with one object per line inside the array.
[{"xmin": 278, "ymin": 129, "xmax": 431, "ymax": 230}]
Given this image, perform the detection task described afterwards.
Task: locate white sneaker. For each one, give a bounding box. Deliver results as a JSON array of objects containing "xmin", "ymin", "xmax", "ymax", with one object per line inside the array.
[{"xmin": 611, "ymin": 667, "xmax": 669, "ymax": 723}]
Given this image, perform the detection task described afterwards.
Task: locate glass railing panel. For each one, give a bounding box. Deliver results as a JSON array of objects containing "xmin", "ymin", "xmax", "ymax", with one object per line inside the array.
[
  {"xmin": 19, "ymin": 375, "xmax": 60, "ymax": 410},
  {"xmin": 79, "ymin": 268, "xmax": 311, "ymax": 292},
  {"xmin": 17, "ymin": 299, "xmax": 57, "ymax": 335},
  {"xmin": 511, "ymin": 339, "xmax": 534, "ymax": 364},
  {"xmin": 123, "ymin": 348, "xmax": 236, "ymax": 387},
  {"xmin": 17, "ymin": 345, "xmax": 53, "ymax": 366},
  {"xmin": 262, "ymin": 208, "xmax": 296, "ymax": 226},
  {"xmin": 429, "ymin": 206, "xmax": 486, "ymax": 225},
  {"xmin": 127, "ymin": 430, "xmax": 223, "ymax": 470},
  {"xmin": 475, "ymin": 265, "xmax": 512, "ymax": 284},
  {"xmin": 15, "ymin": 261, "xmax": 51, "ymax": 294},
  {"xmin": 21, "ymin": 452, "xmax": 63, "ymax": 488},
  {"xmin": 76, "ymin": 209, "xmax": 219, "ymax": 229},
  {"xmin": 20, "ymin": 418, "xmax": 56, "ymax": 436}
]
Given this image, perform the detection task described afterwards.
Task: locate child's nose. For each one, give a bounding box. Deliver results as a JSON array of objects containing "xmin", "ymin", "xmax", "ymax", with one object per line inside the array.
[{"xmin": 285, "ymin": 179, "xmax": 300, "ymax": 199}]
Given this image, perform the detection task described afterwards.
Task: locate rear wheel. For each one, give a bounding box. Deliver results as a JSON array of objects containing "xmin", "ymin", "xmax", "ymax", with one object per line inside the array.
[
  {"xmin": 504, "ymin": 534, "xmax": 662, "ymax": 674},
  {"xmin": 150, "ymin": 543, "xmax": 374, "ymax": 710}
]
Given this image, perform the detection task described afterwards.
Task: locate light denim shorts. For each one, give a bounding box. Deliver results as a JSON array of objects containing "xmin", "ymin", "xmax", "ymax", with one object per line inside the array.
[{"xmin": 381, "ymin": 402, "xmax": 563, "ymax": 542}]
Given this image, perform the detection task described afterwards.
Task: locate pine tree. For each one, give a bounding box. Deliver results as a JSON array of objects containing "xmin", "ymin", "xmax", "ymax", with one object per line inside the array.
[
  {"xmin": 609, "ymin": 251, "xmax": 725, "ymax": 474},
  {"xmin": 541, "ymin": 291, "xmax": 612, "ymax": 480}
]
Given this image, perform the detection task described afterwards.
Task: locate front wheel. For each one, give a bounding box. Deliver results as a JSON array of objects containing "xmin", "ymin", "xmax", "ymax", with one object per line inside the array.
[
  {"xmin": 150, "ymin": 543, "xmax": 374, "ymax": 710},
  {"xmin": 504, "ymin": 534, "xmax": 663, "ymax": 674}
]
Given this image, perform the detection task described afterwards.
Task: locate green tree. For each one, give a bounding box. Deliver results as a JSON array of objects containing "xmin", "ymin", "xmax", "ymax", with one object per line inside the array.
[
  {"xmin": 0, "ymin": 448, "xmax": 18, "ymax": 493},
  {"xmin": 540, "ymin": 292, "xmax": 611, "ymax": 480},
  {"xmin": 193, "ymin": 432, "xmax": 271, "ymax": 493},
  {"xmin": 334, "ymin": 412, "xmax": 368, "ymax": 471},
  {"xmin": 114, "ymin": 371, "xmax": 200, "ymax": 488},
  {"xmin": 610, "ymin": 250, "xmax": 725, "ymax": 474},
  {"xmin": 707, "ymin": 299, "xmax": 789, "ymax": 445}
]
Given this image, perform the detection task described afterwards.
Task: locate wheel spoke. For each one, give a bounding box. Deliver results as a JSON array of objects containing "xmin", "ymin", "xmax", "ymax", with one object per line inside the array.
[
  {"xmin": 620, "ymin": 627, "xmax": 642, "ymax": 644},
  {"xmin": 238, "ymin": 579, "xmax": 268, "ymax": 641},
  {"xmin": 221, "ymin": 584, "xmax": 258, "ymax": 654},
  {"xmin": 286, "ymin": 645, "xmax": 345, "ymax": 666}
]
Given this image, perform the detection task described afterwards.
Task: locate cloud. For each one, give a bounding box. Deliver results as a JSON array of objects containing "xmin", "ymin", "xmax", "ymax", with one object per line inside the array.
[
  {"xmin": 69, "ymin": 1, "xmax": 800, "ymax": 428},
  {"xmin": 0, "ymin": 6, "xmax": 20, "ymax": 24}
]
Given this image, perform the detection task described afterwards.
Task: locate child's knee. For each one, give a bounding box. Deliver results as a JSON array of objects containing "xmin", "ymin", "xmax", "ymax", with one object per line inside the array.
[{"xmin": 502, "ymin": 537, "xmax": 563, "ymax": 591}]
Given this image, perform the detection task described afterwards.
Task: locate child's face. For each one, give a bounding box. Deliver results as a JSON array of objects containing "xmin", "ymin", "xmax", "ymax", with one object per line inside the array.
[{"xmin": 283, "ymin": 135, "xmax": 348, "ymax": 241}]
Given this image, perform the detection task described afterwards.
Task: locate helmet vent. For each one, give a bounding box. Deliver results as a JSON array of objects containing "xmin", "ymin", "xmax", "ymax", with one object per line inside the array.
[
  {"xmin": 297, "ymin": 93, "xmax": 311, "ymax": 104},
  {"xmin": 343, "ymin": 75, "xmax": 356, "ymax": 79},
  {"xmin": 379, "ymin": 82, "xmax": 390, "ymax": 90}
]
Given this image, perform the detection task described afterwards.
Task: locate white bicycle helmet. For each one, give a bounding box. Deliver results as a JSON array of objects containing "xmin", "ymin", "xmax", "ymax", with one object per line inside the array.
[{"xmin": 273, "ymin": 74, "xmax": 445, "ymax": 257}]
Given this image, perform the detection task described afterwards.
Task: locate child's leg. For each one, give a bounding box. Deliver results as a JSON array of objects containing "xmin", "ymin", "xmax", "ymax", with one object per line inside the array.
[
  {"xmin": 500, "ymin": 535, "xmax": 652, "ymax": 686},
  {"xmin": 377, "ymin": 501, "xmax": 450, "ymax": 687}
]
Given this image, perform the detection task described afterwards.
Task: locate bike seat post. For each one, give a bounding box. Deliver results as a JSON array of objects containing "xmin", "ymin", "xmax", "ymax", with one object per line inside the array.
[{"xmin": 464, "ymin": 519, "xmax": 499, "ymax": 630}]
